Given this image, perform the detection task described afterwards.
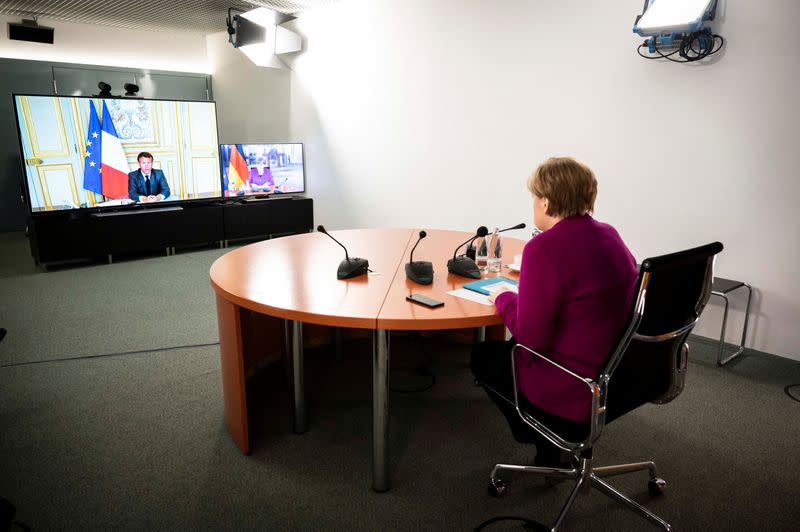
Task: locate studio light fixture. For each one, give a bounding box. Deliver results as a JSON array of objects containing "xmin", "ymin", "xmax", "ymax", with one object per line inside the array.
[
  {"xmin": 226, "ymin": 7, "xmax": 301, "ymax": 68},
  {"xmin": 634, "ymin": 0, "xmax": 717, "ymax": 35},
  {"xmin": 633, "ymin": 0, "xmax": 724, "ymax": 62}
]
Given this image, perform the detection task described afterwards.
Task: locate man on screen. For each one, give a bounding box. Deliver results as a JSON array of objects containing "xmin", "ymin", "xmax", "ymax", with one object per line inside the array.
[{"xmin": 128, "ymin": 152, "xmax": 170, "ymax": 203}]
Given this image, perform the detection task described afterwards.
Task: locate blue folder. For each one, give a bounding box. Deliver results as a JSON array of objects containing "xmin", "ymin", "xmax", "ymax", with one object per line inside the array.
[{"xmin": 463, "ymin": 276, "xmax": 518, "ymax": 296}]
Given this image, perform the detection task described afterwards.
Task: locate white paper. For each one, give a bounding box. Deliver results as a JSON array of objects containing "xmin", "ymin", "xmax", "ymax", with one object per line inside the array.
[
  {"xmin": 482, "ymin": 281, "xmax": 518, "ymax": 294},
  {"xmin": 447, "ymin": 288, "xmax": 494, "ymax": 305}
]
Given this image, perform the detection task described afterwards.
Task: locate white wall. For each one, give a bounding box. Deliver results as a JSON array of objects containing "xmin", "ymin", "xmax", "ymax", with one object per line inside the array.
[
  {"xmin": 286, "ymin": 0, "xmax": 800, "ymax": 360},
  {"xmin": 205, "ymin": 32, "xmax": 291, "ymax": 143},
  {"xmin": 0, "ymin": 15, "xmax": 209, "ymax": 73}
]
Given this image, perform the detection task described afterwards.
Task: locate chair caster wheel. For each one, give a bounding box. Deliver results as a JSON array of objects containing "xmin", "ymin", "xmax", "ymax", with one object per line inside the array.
[
  {"xmin": 488, "ymin": 478, "xmax": 506, "ymax": 497},
  {"xmin": 648, "ymin": 478, "xmax": 666, "ymax": 496}
]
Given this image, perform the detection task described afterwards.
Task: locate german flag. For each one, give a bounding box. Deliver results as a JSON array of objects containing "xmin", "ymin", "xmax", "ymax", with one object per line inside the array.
[{"xmin": 228, "ymin": 144, "xmax": 249, "ymax": 192}]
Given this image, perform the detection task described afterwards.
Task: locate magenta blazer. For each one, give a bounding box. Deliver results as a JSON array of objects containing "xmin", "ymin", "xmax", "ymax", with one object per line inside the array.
[{"xmin": 495, "ymin": 215, "xmax": 638, "ymax": 422}]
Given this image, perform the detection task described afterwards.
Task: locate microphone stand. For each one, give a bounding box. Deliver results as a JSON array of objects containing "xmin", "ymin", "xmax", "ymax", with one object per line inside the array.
[
  {"xmin": 317, "ymin": 225, "xmax": 369, "ymax": 279},
  {"xmin": 447, "ymin": 227, "xmax": 487, "ymax": 279},
  {"xmin": 405, "ymin": 231, "xmax": 433, "ymax": 284}
]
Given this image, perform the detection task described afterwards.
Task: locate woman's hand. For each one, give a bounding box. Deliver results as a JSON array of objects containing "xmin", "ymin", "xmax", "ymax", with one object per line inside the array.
[{"xmin": 487, "ymin": 285, "xmax": 512, "ymax": 304}]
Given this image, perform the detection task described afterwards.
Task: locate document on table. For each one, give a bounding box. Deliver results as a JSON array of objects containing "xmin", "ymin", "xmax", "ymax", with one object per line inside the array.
[
  {"xmin": 480, "ymin": 280, "xmax": 519, "ymax": 295},
  {"xmin": 462, "ymin": 276, "xmax": 519, "ymax": 296},
  {"xmin": 448, "ymin": 280, "xmax": 518, "ymax": 305},
  {"xmin": 448, "ymin": 288, "xmax": 493, "ymax": 305}
]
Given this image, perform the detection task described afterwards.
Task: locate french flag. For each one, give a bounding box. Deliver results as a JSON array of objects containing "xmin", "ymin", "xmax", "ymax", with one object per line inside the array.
[{"xmin": 99, "ymin": 101, "xmax": 130, "ymax": 199}]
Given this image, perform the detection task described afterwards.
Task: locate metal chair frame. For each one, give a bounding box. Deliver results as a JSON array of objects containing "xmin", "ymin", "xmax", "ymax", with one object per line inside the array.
[
  {"xmin": 710, "ymin": 278, "xmax": 752, "ymax": 366},
  {"xmin": 488, "ymin": 252, "xmax": 718, "ymax": 532}
]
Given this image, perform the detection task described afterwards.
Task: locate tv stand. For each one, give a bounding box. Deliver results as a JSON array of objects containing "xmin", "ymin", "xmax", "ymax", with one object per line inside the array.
[
  {"xmin": 28, "ymin": 197, "xmax": 313, "ymax": 265},
  {"xmin": 243, "ymin": 194, "xmax": 295, "ymax": 203},
  {"xmin": 224, "ymin": 196, "xmax": 313, "ymax": 240},
  {"xmin": 91, "ymin": 205, "xmax": 184, "ymax": 217}
]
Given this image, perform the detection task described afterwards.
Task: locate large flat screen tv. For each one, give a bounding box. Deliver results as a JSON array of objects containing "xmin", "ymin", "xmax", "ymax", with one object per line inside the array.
[
  {"xmin": 13, "ymin": 94, "xmax": 221, "ymax": 213},
  {"xmin": 220, "ymin": 143, "xmax": 305, "ymax": 197}
]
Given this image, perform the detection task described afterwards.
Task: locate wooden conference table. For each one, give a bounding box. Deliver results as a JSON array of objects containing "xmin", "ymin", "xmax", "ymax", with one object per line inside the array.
[{"xmin": 209, "ymin": 228, "xmax": 525, "ymax": 491}]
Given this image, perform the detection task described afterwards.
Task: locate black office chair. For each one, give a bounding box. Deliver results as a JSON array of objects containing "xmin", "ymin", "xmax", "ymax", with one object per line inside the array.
[{"xmin": 485, "ymin": 242, "xmax": 723, "ymax": 532}]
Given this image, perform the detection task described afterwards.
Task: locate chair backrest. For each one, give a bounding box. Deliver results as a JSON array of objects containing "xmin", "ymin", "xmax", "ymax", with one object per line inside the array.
[{"xmin": 601, "ymin": 241, "xmax": 723, "ymax": 423}]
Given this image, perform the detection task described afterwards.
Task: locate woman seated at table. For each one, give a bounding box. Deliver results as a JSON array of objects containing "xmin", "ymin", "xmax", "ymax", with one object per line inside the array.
[
  {"xmin": 250, "ymin": 164, "xmax": 274, "ymax": 193},
  {"xmin": 471, "ymin": 156, "xmax": 638, "ymax": 467}
]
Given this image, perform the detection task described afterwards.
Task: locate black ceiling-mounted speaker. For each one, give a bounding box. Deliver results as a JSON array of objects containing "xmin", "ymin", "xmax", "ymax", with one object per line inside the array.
[{"xmin": 8, "ymin": 19, "xmax": 54, "ymax": 44}]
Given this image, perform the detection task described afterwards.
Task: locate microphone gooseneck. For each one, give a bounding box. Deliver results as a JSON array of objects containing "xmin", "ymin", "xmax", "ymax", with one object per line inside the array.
[
  {"xmin": 409, "ymin": 230, "xmax": 427, "ymax": 263},
  {"xmin": 317, "ymin": 225, "xmax": 350, "ymax": 261},
  {"xmin": 498, "ymin": 222, "xmax": 526, "ymax": 233},
  {"xmin": 451, "ymin": 235, "xmax": 474, "ymax": 261},
  {"xmin": 318, "ymin": 224, "xmax": 370, "ymax": 280},
  {"xmin": 405, "ymin": 230, "xmax": 434, "ymax": 285},
  {"xmin": 453, "ymin": 225, "xmax": 489, "ymax": 260},
  {"xmin": 452, "ymin": 226, "xmax": 488, "ymax": 261}
]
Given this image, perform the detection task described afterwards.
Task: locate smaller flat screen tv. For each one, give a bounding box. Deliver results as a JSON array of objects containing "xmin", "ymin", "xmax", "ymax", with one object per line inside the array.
[{"xmin": 220, "ymin": 143, "xmax": 305, "ymax": 197}]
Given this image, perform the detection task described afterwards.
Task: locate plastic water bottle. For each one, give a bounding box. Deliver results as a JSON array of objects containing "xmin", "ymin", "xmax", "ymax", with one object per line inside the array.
[
  {"xmin": 487, "ymin": 228, "xmax": 502, "ymax": 273},
  {"xmin": 475, "ymin": 235, "xmax": 488, "ymax": 271}
]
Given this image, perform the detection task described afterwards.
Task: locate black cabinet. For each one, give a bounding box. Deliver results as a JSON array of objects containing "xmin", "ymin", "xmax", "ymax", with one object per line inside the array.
[
  {"xmin": 223, "ymin": 197, "xmax": 314, "ymax": 240},
  {"xmin": 29, "ymin": 212, "xmax": 102, "ymax": 263},
  {"xmin": 28, "ymin": 197, "xmax": 313, "ymax": 265}
]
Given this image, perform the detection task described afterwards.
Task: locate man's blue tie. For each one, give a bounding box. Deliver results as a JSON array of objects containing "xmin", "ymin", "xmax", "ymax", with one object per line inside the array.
[{"xmin": 145, "ymin": 175, "xmax": 151, "ymax": 196}]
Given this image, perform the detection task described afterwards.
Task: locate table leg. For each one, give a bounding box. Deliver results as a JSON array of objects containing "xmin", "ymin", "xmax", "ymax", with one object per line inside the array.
[
  {"xmin": 283, "ymin": 319, "xmax": 292, "ymax": 389},
  {"xmin": 335, "ymin": 327, "xmax": 343, "ymax": 361},
  {"xmin": 216, "ymin": 295, "xmax": 249, "ymax": 454},
  {"xmin": 486, "ymin": 324, "xmax": 506, "ymax": 342},
  {"xmin": 474, "ymin": 326, "xmax": 486, "ymax": 344},
  {"xmin": 292, "ymin": 320, "xmax": 307, "ymax": 434},
  {"xmin": 373, "ymin": 329, "xmax": 390, "ymax": 492}
]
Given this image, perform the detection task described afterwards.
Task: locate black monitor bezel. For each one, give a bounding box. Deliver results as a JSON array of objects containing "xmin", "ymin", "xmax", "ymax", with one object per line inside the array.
[
  {"xmin": 11, "ymin": 92, "xmax": 223, "ymax": 217},
  {"xmin": 218, "ymin": 142, "xmax": 306, "ymax": 200}
]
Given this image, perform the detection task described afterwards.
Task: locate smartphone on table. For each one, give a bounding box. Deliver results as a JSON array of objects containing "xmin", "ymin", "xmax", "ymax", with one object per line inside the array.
[{"xmin": 406, "ymin": 293, "xmax": 444, "ymax": 308}]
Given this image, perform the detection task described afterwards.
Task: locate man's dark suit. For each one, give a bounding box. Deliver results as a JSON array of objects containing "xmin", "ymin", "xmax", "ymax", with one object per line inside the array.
[{"xmin": 127, "ymin": 169, "xmax": 171, "ymax": 202}]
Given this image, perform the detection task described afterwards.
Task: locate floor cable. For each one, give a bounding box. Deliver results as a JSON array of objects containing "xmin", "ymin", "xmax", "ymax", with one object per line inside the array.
[{"xmin": 0, "ymin": 341, "xmax": 220, "ymax": 369}]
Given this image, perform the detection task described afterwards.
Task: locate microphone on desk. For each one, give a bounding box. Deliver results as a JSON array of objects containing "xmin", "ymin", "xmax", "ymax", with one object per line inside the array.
[
  {"xmin": 317, "ymin": 225, "xmax": 369, "ymax": 279},
  {"xmin": 405, "ymin": 230, "xmax": 434, "ymax": 285},
  {"xmin": 447, "ymin": 226, "xmax": 488, "ymax": 279},
  {"xmin": 273, "ymin": 177, "xmax": 288, "ymax": 192}
]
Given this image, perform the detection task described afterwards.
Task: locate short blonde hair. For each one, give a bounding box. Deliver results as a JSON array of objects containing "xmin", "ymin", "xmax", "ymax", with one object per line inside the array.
[{"xmin": 527, "ymin": 157, "xmax": 597, "ymax": 218}]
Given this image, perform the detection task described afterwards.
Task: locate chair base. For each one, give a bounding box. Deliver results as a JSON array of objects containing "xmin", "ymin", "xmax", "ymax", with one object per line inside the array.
[{"xmin": 489, "ymin": 457, "xmax": 671, "ymax": 531}]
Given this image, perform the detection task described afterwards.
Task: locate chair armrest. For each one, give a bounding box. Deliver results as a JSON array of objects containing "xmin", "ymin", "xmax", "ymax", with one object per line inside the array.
[
  {"xmin": 514, "ymin": 344, "xmax": 596, "ymax": 389},
  {"xmin": 510, "ymin": 344, "xmax": 603, "ymax": 453}
]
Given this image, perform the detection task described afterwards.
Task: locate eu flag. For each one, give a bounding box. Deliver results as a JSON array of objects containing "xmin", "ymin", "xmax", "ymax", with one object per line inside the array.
[
  {"xmin": 220, "ymin": 144, "xmax": 231, "ymax": 190},
  {"xmin": 83, "ymin": 102, "xmax": 102, "ymax": 195}
]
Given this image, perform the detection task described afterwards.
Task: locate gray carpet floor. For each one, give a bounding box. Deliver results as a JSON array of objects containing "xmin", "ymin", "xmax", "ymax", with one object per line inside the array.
[
  {"xmin": 1, "ymin": 231, "xmax": 799, "ymax": 531},
  {"xmin": 0, "ymin": 231, "xmax": 226, "ymax": 365}
]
